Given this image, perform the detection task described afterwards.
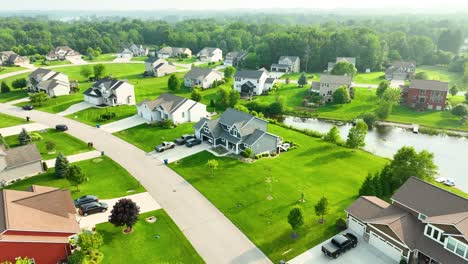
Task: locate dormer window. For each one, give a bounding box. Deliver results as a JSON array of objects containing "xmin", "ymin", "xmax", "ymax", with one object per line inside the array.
[{"xmin": 418, "ymin": 213, "xmax": 427, "ymax": 220}]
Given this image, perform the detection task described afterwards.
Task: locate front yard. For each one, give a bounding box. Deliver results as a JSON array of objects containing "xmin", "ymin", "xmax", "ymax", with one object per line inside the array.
[
  {"xmin": 0, "ymin": 66, "xmax": 26, "ymax": 74},
  {"xmin": 167, "ymin": 57, "xmax": 198, "ymax": 64},
  {"xmin": 4, "ymin": 129, "xmax": 92, "ymax": 160},
  {"xmin": 66, "ymin": 105, "xmax": 137, "ymax": 127},
  {"xmin": 84, "ymin": 53, "xmax": 116, "ymax": 62},
  {"xmin": 96, "ymin": 209, "xmax": 204, "ymax": 264},
  {"xmin": 169, "ymin": 124, "xmax": 387, "ymax": 262},
  {"xmin": 0, "ymin": 113, "xmax": 27, "ymax": 128},
  {"xmin": 5, "ymin": 156, "xmax": 145, "ymax": 199},
  {"xmin": 114, "ymin": 123, "xmax": 194, "ymax": 152}
]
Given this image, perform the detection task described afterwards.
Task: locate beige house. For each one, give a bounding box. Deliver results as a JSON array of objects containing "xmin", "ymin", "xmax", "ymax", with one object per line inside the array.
[
  {"xmin": 197, "ymin": 47, "xmax": 223, "ymax": 62},
  {"xmin": 144, "ymin": 58, "xmax": 177, "ymax": 77},
  {"xmin": 184, "ymin": 67, "xmax": 223, "ymax": 89},
  {"xmin": 0, "ymin": 144, "xmax": 43, "ymax": 185},
  {"xmin": 46, "ymin": 46, "xmax": 80, "ymax": 61},
  {"xmin": 0, "ymin": 51, "xmax": 29, "ymax": 66},
  {"xmin": 311, "ymin": 74, "xmax": 352, "ymax": 103},
  {"xmin": 28, "ymin": 68, "xmax": 71, "ymax": 97},
  {"xmin": 157, "ymin": 47, "xmax": 192, "ymax": 59}
]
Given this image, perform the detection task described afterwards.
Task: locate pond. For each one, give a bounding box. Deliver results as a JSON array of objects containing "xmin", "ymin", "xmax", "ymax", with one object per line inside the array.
[{"xmin": 283, "ymin": 116, "xmax": 468, "ymax": 192}]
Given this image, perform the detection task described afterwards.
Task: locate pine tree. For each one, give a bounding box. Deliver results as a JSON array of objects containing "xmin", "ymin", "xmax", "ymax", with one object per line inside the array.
[
  {"xmin": 359, "ymin": 174, "xmax": 375, "ymax": 196},
  {"xmin": 168, "ymin": 74, "xmax": 180, "ymax": 91},
  {"xmin": 297, "ymin": 72, "xmax": 307, "ymax": 87},
  {"xmin": 55, "ymin": 153, "xmax": 70, "ymax": 178},
  {"xmin": 18, "ymin": 128, "xmax": 31, "ymax": 145},
  {"xmin": 1, "ymin": 82, "xmax": 11, "ymax": 93}
]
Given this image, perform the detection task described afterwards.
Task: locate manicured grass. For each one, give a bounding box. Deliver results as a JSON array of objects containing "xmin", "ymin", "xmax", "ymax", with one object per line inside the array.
[
  {"xmin": 169, "ymin": 124, "xmax": 388, "ymax": 262},
  {"xmin": 32, "ymin": 60, "xmax": 71, "ymax": 66},
  {"xmin": 167, "ymin": 57, "xmax": 197, "ymax": 64},
  {"xmin": 198, "ymin": 61, "xmax": 223, "ymax": 68},
  {"xmin": 353, "ymin": 72, "xmax": 385, "ymax": 85},
  {"xmin": 242, "ymin": 84, "xmax": 310, "ymax": 111},
  {"xmin": 4, "ymin": 129, "xmax": 92, "ymax": 160},
  {"xmin": 67, "ymin": 106, "xmax": 137, "ymax": 126},
  {"xmin": 0, "ymin": 66, "xmax": 26, "ymax": 74},
  {"xmin": 417, "ymin": 65, "xmax": 465, "ymax": 90},
  {"xmin": 130, "ymin": 56, "xmax": 149, "ymax": 61},
  {"xmin": 114, "ymin": 123, "xmax": 194, "ymax": 152},
  {"xmin": 280, "ymin": 72, "xmax": 321, "ymax": 81},
  {"xmin": 97, "ymin": 209, "xmax": 204, "ymax": 264},
  {"xmin": 84, "ymin": 54, "xmax": 116, "ymax": 62},
  {"xmin": 0, "ymin": 113, "xmax": 27, "ymax": 128},
  {"xmin": 5, "ymin": 156, "xmax": 145, "ymax": 199},
  {"xmin": 0, "ymin": 89, "xmax": 28, "ymax": 103}
]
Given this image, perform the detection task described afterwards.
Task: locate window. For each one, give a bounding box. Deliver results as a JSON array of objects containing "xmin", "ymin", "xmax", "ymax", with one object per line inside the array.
[
  {"xmin": 182, "ymin": 112, "xmax": 185, "ymax": 118},
  {"xmin": 447, "ymin": 237, "xmax": 457, "ymax": 251},
  {"xmin": 432, "ymin": 229, "xmax": 439, "ymax": 240},
  {"xmin": 456, "ymin": 243, "xmax": 467, "ymax": 257},
  {"xmin": 418, "ymin": 214, "xmax": 427, "ymax": 220},
  {"xmin": 425, "ymin": 226, "xmax": 433, "ymax": 236},
  {"xmin": 440, "ymin": 235, "xmax": 446, "ymax": 244}
]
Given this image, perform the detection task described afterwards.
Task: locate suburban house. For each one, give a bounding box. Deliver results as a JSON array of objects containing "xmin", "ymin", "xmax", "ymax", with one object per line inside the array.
[
  {"xmin": 46, "ymin": 46, "xmax": 80, "ymax": 61},
  {"xmin": 84, "ymin": 79, "xmax": 135, "ymax": 106},
  {"xmin": 233, "ymin": 70, "xmax": 272, "ymax": 97},
  {"xmin": 225, "ymin": 51, "xmax": 247, "ymax": 67},
  {"xmin": 137, "ymin": 93, "xmax": 207, "ymax": 124},
  {"xmin": 327, "ymin": 57, "xmax": 357, "ymax": 72},
  {"xmin": 0, "ymin": 144, "xmax": 43, "ymax": 185},
  {"xmin": 270, "ymin": 56, "xmax": 300, "ymax": 73},
  {"xmin": 311, "ymin": 74, "xmax": 353, "ymax": 103},
  {"xmin": 0, "ymin": 185, "xmax": 80, "ymax": 264},
  {"xmin": 402, "ymin": 79, "xmax": 448, "ymax": 111},
  {"xmin": 385, "ymin": 61, "xmax": 417, "ymax": 80},
  {"xmin": 194, "ymin": 108, "xmax": 281, "ymax": 155},
  {"xmin": 157, "ymin": 47, "xmax": 192, "ymax": 59},
  {"xmin": 28, "ymin": 68, "xmax": 71, "ymax": 97},
  {"xmin": 184, "ymin": 67, "xmax": 223, "ymax": 89},
  {"xmin": 119, "ymin": 48, "xmax": 133, "ymax": 58},
  {"xmin": 119, "ymin": 44, "xmax": 148, "ymax": 58},
  {"xmin": 346, "ymin": 177, "xmax": 468, "ymax": 264},
  {"xmin": 0, "ymin": 51, "xmax": 29, "ymax": 66},
  {"xmin": 196, "ymin": 47, "xmax": 223, "ymax": 62},
  {"xmin": 144, "ymin": 57, "xmax": 177, "ymax": 77}
]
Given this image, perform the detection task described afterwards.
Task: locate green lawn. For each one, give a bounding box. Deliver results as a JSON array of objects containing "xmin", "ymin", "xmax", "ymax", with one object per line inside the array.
[
  {"xmin": 280, "ymin": 72, "xmax": 321, "ymax": 82},
  {"xmin": 5, "ymin": 156, "xmax": 145, "ymax": 199},
  {"xmin": 242, "ymin": 84, "xmax": 310, "ymax": 111},
  {"xmin": 169, "ymin": 124, "xmax": 388, "ymax": 262},
  {"xmin": 4, "ymin": 129, "xmax": 92, "ymax": 160},
  {"xmin": 0, "ymin": 66, "xmax": 26, "ymax": 74},
  {"xmin": 130, "ymin": 56, "xmax": 149, "ymax": 61},
  {"xmin": 0, "ymin": 89, "xmax": 28, "ymax": 103},
  {"xmin": 84, "ymin": 54, "xmax": 116, "ymax": 62},
  {"xmin": 353, "ymin": 72, "xmax": 386, "ymax": 85},
  {"xmin": 114, "ymin": 123, "xmax": 194, "ymax": 152},
  {"xmin": 0, "ymin": 113, "xmax": 27, "ymax": 128},
  {"xmin": 67, "ymin": 106, "xmax": 137, "ymax": 127},
  {"xmin": 417, "ymin": 65, "xmax": 465, "ymax": 90},
  {"xmin": 167, "ymin": 57, "xmax": 197, "ymax": 64},
  {"xmin": 33, "ymin": 60, "xmax": 71, "ymax": 66},
  {"xmin": 97, "ymin": 209, "xmax": 204, "ymax": 264},
  {"xmin": 198, "ymin": 61, "xmax": 223, "ymax": 69}
]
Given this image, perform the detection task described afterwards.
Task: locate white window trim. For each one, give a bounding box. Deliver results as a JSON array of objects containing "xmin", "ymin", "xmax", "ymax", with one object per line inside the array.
[
  {"xmin": 445, "ymin": 236, "xmax": 468, "ymax": 261},
  {"xmin": 424, "ymin": 224, "xmax": 446, "ymax": 245}
]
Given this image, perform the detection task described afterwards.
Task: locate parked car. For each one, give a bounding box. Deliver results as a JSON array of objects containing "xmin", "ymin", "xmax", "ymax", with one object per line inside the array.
[
  {"xmin": 175, "ymin": 134, "xmax": 195, "ymax": 145},
  {"xmin": 74, "ymin": 195, "xmax": 98, "ymax": 207},
  {"xmin": 185, "ymin": 138, "xmax": 202, "ymax": 148},
  {"xmin": 321, "ymin": 233, "xmax": 358, "ymax": 259},
  {"xmin": 155, "ymin": 141, "xmax": 176, "ymax": 152},
  {"xmin": 79, "ymin": 202, "xmax": 108, "ymax": 216},
  {"xmin": 56, "ymin": 124, "xmax": 68, "ymax": 132},
  {"xmin": 22, "ymin": 105, "xmax": 34, "ymax": 111},
  {"xmin": 444, "ymin": 178, "xmax": 456, "ymax": 187}
]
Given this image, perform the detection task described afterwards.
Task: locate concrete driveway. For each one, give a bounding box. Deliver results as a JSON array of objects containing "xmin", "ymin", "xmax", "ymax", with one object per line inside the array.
[
  {"xmin": 99, "ymin": 115, "xmax": 146, "ymax": 133},
  {"xmin": 148, "ymin": 143, "xmax": 211, "ymax": 163},
  {"xmin": 288, "ymin": 230, "xmax": 395, "ymax": 264},
  {"xmin": 67, "ymin": 56, "xmax": 87, "ymax": 65},
  {"xmin": 57, "ymin": 102, "xmax": 94, "ymax": 116},
  {"xmin": 112, "ymin": 57, "xmax": 132, "ymax": 63},
  {"xmin": 78, "ymin": 192, "xmax": 161, "ymax": 230}
]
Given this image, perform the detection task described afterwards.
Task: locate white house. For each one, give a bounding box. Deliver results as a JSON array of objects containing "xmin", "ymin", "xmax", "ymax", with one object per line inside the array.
[
  {"xmin": 144, "ymin": 58, "xmax": 177, "ymax": 77},
  {"xmin": 234, "ymin": 70, "xmax": 273, "ymax": 97},
  {"xmin": 46, "ymin": 46, "xmax": 80, "ymax": 61},
  {"xmin": 270, "ymin": 56, "xmax": 300, "ymax": 73},
  {"xmin": 184, "ymin": 67, "xmax": 223, "ymax": 89},
  {"xmin": 137, "ymin": 93, "xmax": 208, "ymax": 124},
  {"xmin": 83, "ymin": 79, "xmax": 135, "ymax": 106},
  {"xmin": 28, "ymin": 68, "xmax": 71, "ymax": 97},
  {"xmin": 197, "ymin": 47, "xmax": 223, "ymax": 62},
  {"xmin": 157, "ymin": 47, "xmax": 192, "ymax": 59},
  {"xmin": 119, "ymin": 44, "xmax": 148, "ymax": 58}
]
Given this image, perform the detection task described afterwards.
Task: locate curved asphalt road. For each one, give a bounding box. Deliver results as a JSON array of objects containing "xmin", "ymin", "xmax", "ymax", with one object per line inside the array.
[{"xmin": 0, "ymin": 103, "xmax": 271, "ymax": 264}]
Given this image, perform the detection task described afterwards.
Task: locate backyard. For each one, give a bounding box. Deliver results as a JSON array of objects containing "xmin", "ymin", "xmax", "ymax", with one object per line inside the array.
[
  {"xmin": 5, "ymin": 156, "xmax": 145, "ymax": 199},
  {"xmin": 67, "ymin": 105, "xmax": 137, "ymax": 126},
  {"xmin": 169, "ymin": 124, "xmax": 388, "ymax": 262},
  {"xmin": 84, "ymin": 53, "xmax": 116, "ymax": 62},
  {"xmin": 167, "ymin": 57, "xmax": 198, "ymax": 64},
  {"xmin": 97, "ymin": 209, "xmax": 204, "ymax": 264},
  {"xmin": 0, "ymin": 66, "xmax": 26, "ymax": 75},
  {"xmin": 0, "ymin": 113, "xmax": 27, "ymax": 128}
]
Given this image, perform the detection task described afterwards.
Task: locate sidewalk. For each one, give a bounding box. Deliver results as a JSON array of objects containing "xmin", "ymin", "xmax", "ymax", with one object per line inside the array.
[
  {"xmin": 0, "ymin": 123, "xmax": 49, "ymax": 137},
  {"xmin": 44, "ymin": 150, "xmax": 102, "ymax": 167}
]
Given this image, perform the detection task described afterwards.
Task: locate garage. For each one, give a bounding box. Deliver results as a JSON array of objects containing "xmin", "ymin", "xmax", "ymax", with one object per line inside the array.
[
  {"xmin": 369, "ymin": 231, "xmax": 403, "ymax": 263},
  {"xmin": 348, "ymin": 216, "xmax": 365, "ymax": 236}
]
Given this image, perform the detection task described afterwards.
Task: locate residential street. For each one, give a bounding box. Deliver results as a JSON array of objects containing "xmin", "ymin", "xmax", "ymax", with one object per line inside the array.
[
  {"xmin": 0, "ymin": 122, "xmax": 49, "ymax": 136},
  {"xmin": 0, "ymin": 103, "xmax": 272, "ymax": 264},
  {"xmin": 44, "ymin": 150, "xmax": 102, "ymax": 168}
]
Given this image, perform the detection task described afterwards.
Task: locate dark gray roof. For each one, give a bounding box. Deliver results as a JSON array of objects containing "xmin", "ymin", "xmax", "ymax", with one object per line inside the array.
[
  {"xmin": 84, "ymin": 79, "xmax": 127, "ymax": 96},
  {"xmin": 265, "ymin": 78, "xmax": 276, "ymax": 84},
  {"xmin": 184, "ymin": 67, "xmax": 217, "ymax": 79},
  {"xmin": 138, "ymin": 93, "xmax": 188, "ymax": 113},
  {"xmin": 410, "ymin": 79, "xmax": 448, "ymax": 92},
  {"xmin": 234, "ymin": 70, "xmax": 265, "ymax": 79},
  {"xmin": 392, "ymin": 61, "xmax": 416, "ymax": 68},
  {"xmin": 29, "ymin": 68, "xmax": 53, "ymax": 80},
  {"xmin": 226, "ymin": 51, "xmax": 247, "ymax": 59},
  {"xmin": 5, "ymin": 144, "xmax": 42, "ymax": 169},
  {"xmin": 320, "ymin": 74, "xmax": 352, "ymax": 85},
  {"xmin": 243, "ymin": 129, "xmax": 266, "ymax": 146},
  {"xmin": 219, "ymin": 108, "xmax": 256, "ymax": 128},
  {"xmin": 145, "ymin": 57, "xmax": 159, "ymax": 63},
  {"xmin": 279, "ymin": 56, "xmax": 300, "ymax": 63}
]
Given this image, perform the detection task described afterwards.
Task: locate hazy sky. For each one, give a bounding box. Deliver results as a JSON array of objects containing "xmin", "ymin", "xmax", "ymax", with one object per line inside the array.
[{"xmin": 3, "ymin": 0, "xmax": 468, "ymax": 10}]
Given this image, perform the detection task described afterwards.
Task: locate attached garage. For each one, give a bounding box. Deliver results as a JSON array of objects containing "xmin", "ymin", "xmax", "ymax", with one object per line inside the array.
[
  {"xmin": 347, "ymin": 216, "xmax": 366, "ymax": 236},
  {"xmin": 369, "ymin": 231, "xmax": 403, "ymax": 262}
]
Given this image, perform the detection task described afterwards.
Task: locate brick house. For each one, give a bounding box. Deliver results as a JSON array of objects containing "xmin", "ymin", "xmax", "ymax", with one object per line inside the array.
[{"xmin": 403, "ymin": 80, "xmax": 448, "ymax": 111}]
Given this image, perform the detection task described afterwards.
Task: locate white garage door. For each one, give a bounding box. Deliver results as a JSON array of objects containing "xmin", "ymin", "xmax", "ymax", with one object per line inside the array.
[
  {"xmin": 348, "ymin": 216, "xmax": 365, "ymax": 236},
  {"xmin": 369, "ymin": 231, "xmax": 403, "ymax": 262}
]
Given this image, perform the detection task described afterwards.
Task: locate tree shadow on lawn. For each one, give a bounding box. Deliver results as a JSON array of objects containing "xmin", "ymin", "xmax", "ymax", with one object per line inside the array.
[{"xmin": 305, "ymin": 150, "xmax": 351, "ymax": 167}]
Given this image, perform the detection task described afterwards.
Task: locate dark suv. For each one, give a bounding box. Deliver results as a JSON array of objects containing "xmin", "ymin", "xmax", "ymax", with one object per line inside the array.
[
  {"xmin": 175, "ymin": 134, "xmax": 195, "ymax": 145},
  {"xmin": 185, "ymin": 138, "xmax": 202, "ymax": 147},
  {"xmin": 79, "ymin": 202, "xmax": 108, "ymax": 216},
  {"xmin": 322, "ymin": 233, "xmax": 358, "ymax": 259},
  {"xmin": 74, "ymin": 195, "xmax": 98, "ymax": 207},
  {"xmin": 56, "ymin": 124, "xmax": 68, "ymax": 132}
]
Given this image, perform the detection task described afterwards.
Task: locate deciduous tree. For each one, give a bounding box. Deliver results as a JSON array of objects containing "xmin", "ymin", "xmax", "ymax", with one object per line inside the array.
[
  {"xmin": 66, "ymin": 165, "xmax": 88, "ymax": 191},
  {"xmin": 332, "ymin": 86, "xmax": 350, "ymax": 104},
  {"xmin": 287, "ymin": 207, "xmax": 304, "ymax": 233},
  {"xmin": 108, "ymin": 198, "xmax": 140, "ymax": 233},
  {"xmin": 346, "ymin": 120, "xmax": 368, "ymax": 149},
  {"xmin": 314, "ymin": 196, "xmax": 329, "ymax": 223},
  {"xmin": 207, "ymin": 159, "xmax": 219, "ymax": 177}
]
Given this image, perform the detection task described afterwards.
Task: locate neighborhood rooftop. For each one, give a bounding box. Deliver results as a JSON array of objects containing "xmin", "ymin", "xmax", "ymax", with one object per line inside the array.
[
  {"xmin": 410, "ymin": 79, "xmax": 449, "ymax": 91},
  {"xmin": 320, "ymin": 74, "xmax": 353, "ymax": 84},
  {"xmin": 234, "ymin": 70, "xmax": 265, "ymax": 79}
]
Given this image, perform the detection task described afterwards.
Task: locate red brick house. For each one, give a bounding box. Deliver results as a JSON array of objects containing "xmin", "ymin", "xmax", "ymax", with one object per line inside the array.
[
  {"xmin": 0, "ymin": 186, "xmax": 80, "ymax": 264},
  {"xmin": 403, "ymin": 79, "xmax": 449, "ymax": 111}
]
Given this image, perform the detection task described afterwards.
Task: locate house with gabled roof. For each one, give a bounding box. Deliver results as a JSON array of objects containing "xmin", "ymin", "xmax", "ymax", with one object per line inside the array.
[
  {"xmin": 403, "ymin": 79, "xmax": 448, "ymax": 111},
  {"xmin": 271, "ymin": 56, "xmax": 300, "ymax": 73},
  {"xmin": 225, "ymin": 51, "xmax": 247, "ymax": 67},
  {"xmin": 157, "ymin": 47, "xmax": 192, "ymax": 59},
  {"xmin": 0, "ymin": 144, "xmax": 43, "ymax": 184},
  {"xmin": 194, "ymin": 108, "xmax": 281, "ymax": 155},
  {"xmin": 46, "ymin": 46, "xmax": 80, "ymax": 61},
  {"xmin": 28, "ymin": 68, "xmax": 71, "ymax": 97},
  {"xmin": 144, "ymin": 58, "xmax": 177, "ymax": 77},
  {"xmin": 184, "ymin": 67, "xmax": 223, "ymax": 89},
  {"xmin": 0, "ymin": 51, "xmax": 29, "ymax": 66},
  {"xmin": 0, "ymin": 185, "xmax": 80, "ymax": 263},
  {"xmin": 311, "ymin": 74, "xmax": 353, "ymax": 103},
  {"xmin": 137, "ymin": 93, "xmax": 207, "ymax": 124},
  {"xmin": 83, "ymin": 79, "xmax": 135, "ymax": 106},
  {"xmin": 234, "ymin": 70, "xmax": 274, "ymax": 97},
  {"xmin": 347, "ymin": 177, "xmax": 468, "ymax": 264},
  {"xmin": 197, "ymin": 47, "xmax": 223, "ymax": 62},
  {"xmin": 385, "ymin": 61, "xmax": 416, "ymax": 81}
]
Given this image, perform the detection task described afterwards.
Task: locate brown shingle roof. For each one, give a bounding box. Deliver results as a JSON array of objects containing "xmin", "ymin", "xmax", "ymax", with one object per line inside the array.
[
  {"xmin": 410, "ymin": 79, "xmax": 448, "ymax": 92},
  {"xmin": 4, "ymin": 144, "xmax": 42, "ymax": 169},
  {"xmin": 346, "ymin": 196, "xmax": 390, "ymax": 221},
  {"xmin": 138, "ymin": 93, "xmax": 188, "ymax": 113}
]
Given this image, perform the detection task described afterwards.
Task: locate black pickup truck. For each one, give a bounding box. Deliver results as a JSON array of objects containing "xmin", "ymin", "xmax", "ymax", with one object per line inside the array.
[{"xmin": 321, "ymin": 233, "xmax": 358, "ymax": 259}]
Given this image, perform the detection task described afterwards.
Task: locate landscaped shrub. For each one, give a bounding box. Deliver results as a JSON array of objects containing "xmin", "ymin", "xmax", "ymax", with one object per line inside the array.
[
  {"xmin": 155, "ymin": 119, "xmax": 175, "ymax": 129},
  {"xmin": 42, "ymin": 161, "xmax": 48, "ymax": 171},
  {"xmin": 242, "ymin": 148, "xmax": 253, "ymax": 158},
  {"xmin": 99, "ymin": 112, "xmax": 116, "ymax": 121},
  {"xmin": 30, "ymin": 132, "xmax": 43, "ymax": 142},
  {"xmin": 335, "ymin": 217, "xmax": 347, "ymax": 231}
]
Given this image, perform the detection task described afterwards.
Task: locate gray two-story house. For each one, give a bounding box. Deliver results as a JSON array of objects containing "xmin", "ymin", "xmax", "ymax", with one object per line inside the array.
[
  {"xmin": 194, "ymin": 108, "xmax": 281, "ymax": 155},
  {"xmin": 385, "ymin": 61, "xmax": 417, "ymax": 81}
]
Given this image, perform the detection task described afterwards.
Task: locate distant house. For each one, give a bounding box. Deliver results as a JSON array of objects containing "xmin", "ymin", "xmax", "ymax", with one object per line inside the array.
[
  {"xmin": 385, "ymin": 61, "xmax": 416, "ymax": 81},
  {"xmin": 137, "ymin": 93, "xmax": 207, "ymax": 124},
  {"xmin": 28, "ymin": 68, "xmax": 71, "ymax": 97},
  {"xmin": 184, "ymin": 67, "xmax": 223, "ymax": 89},
  {"xmin": 327, "ymin": 57, "xmax": 357, "ymax": 72},
  {"xmin": 197, "ymin": 47, "xmax": 223, "ymax": 62},
  {"xmin": 225, "ymin": 51, "xmax": 247, "ymax": 67},
  {"xmin": 194, "ymin": 108, "xmax": 281, "ymax": 155},
  {"xmin": 84, "ymin": 79, "xmax": 135, "ymax": 106},
  {"xmin": 311, "ymin": 74, "xmax": 352, "ymax": 103},
  {"xmin": 0, "ymin": 51, "xmax": 29, "ymax": 66},
  {"xmin": 119, "ymin": 44, "xmax": 148, "ymax": 58},
  {"xmin": 144, "ymin": 58, "xmax": 177, "ymax": 77},
  {"xmin": 347, "ymin": 177, "xmax": 468, "ymax": 264},
  {"xmin": 403, "ymin": 79, "xmax": 448, "ymax": 111},
  {"xmin": 0, "ymin": 144, "xmax": 42, "ymax": 184},
  {"xmin": 0, "ymin": 185, "xmax": 80, "ymax": 264},
  {"xmin": 157, "ymin": 47, "xmax": 192, "ymax": 59},
  {"xmin": 119, "ymin": 48, "xmax": 134, "ymax": 58},
  {"xmin": 234, "ymin": 70, "xmax": 273, "ymax": 97},
  {"xmin": 270, "ymin": 56, "xmax": 300, "ymax": 73},
  {"xmin": 46, "ymin": 46, "xmax": 80, "ymax": 61}
]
